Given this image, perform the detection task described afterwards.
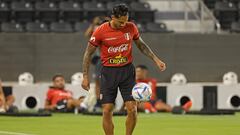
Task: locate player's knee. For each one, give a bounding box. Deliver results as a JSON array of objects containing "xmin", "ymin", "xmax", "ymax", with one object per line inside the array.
[
  {"xmin": 67, "ymin": 99, "xmax": 75, "ymax": 108},
  {"xmin": 127, "ymin": 106, "xmax": 137, "ymax": 116},
  {"xmin": 67, "ymin": 99, "xmax": 73, "ymax": 104},
  {"xmin": 103, "ymin": 108, "xmax": 113, "ymax": 115},
  {"xmin": 102, "ymin": 105, "xmax": 114, "ymax": 116}
]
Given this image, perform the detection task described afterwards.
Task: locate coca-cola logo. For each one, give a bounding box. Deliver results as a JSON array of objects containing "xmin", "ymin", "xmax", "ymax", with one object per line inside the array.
[{"xmin": 108, "ymin": 44, "xmax": 129, "ymax": 53}]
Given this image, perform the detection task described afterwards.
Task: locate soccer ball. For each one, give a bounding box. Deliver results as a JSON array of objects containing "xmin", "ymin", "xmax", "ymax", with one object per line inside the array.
[
  {"xmin": 18, "ymin": 72, "xmax": 34, "ymax": 86},
  {"xmin": 171, "ymin": 73, "xmax": 187, "ymax": 85},
  {"xmin": 132, "ymin": 83, "xmax": 152, "ymax": 102},
  {"xmin": 223, "ymin": 71, "xmax": 238, "ymax": 85},
  {"xmin": 71, "ymin": 72, "xmax": 83, "ymax": 85}
]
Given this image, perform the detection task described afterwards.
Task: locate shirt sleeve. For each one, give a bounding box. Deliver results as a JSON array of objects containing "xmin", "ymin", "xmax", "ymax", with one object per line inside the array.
[
  {"xmin": 132, "ymin": 23, "xmax": 140, "ymax": 40},
  {"xmin": 88, "ymin": 26, "xmax": 102, "ymax": 47}
]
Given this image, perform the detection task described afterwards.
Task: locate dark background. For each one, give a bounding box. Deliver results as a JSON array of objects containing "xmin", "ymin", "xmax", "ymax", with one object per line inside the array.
[{"xmin": 0, "ymin": 33, "xmax": 239, "ymax": 82}]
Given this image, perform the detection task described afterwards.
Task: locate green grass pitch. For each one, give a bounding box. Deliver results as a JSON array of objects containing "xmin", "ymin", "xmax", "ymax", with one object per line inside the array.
[{"xmin": 0, "ymin": 113, "xmax": 239, "ymax": 135}]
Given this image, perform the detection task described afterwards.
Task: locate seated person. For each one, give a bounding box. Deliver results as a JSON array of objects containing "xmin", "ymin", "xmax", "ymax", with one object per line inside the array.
[
  {"xmin": 0, "ymin": 79, "xmax": 16, "ymax": 113},
  {"xmin": 44, "ymin": 74, "xmax": 84, "ymax": 112},
  {"xmin": 135, "ymin": 65, "xmax": 172, "ymax": 113}
]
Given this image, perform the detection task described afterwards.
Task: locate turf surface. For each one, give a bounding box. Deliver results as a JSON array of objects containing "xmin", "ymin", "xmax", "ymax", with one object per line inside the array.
[{"xmin": 0, "ymin": 113, "xmax": 239, "ymax": 135}]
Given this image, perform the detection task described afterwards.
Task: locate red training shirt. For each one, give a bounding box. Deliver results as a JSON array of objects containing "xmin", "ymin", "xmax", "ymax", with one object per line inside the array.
[
  {"xmin": 89, "ymin": 22, "xmax": 140, "ymax": 67},
  {"xmin": 46, "ymin": 88, "xmax": 73, "ymax": 105}
]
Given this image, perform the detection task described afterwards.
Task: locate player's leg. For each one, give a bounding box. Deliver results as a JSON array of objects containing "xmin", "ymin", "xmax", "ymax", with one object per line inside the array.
[
  {"xmin": 5, "ymin": 95, "xmax": 15, "ymax": 107},
  {"xmin": 138, "ymin": 102, "xmax": 156, "ymax": 113},
  {"xmin": 67, "ymin": 99, "xmax": 76, "ymax": 109},
  {"xmin": 102, "ymin": 103, "xmax": 114, "ymax": 135},
  {"xmin": 154, "ymin": 100, "xmax": 172, "ymax": 112},
  {"xmin": 101, "ymin": 90, "xmax": 117, "ymax": 135},
  {"xmin": 119, "ymin": 64, "xmax": 137, "ymax": 135},
  {"xmin": 100, "ymin": 66, "xmax": 118, "ymax": 135},
  {"xmin": 101, "ymin": 88, "xmax": 118, "ymax": 135},
  {"xmin": 125, "ymin": 101, "xmax": 137, "ymax": 135},
  {"xmin": 5, "ymin": 95, "xmax": 18, "ymax": 113},
  {"xmin": 66, "ymin": 97, "xmax": 85, "ymax": 109}
]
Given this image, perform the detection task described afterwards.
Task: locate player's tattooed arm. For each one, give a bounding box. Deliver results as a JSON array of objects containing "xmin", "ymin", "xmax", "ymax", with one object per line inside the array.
[
  {"xmin": 134, "ymin": 37, "xmax": 158, "ymax": 61},
  {"xmin": 134, "ymin": 37, "xmax": 166, "ymax": 71},
  {"xmin": 82, "ymin": 43, "xmax": 97, "ymax": 90},
  {"xmin": 82, "ymin": 43, "xmax": 97, "ymax": 78}
]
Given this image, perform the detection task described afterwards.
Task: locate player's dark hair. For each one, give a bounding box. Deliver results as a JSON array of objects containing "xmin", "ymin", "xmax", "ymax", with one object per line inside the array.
[
  {"xmin": 97, "ymin": 16, "xmax": 110, "ymax": 25},
  {"xmin": 112, "ymin": 3, "xmax": 129, "ymax": 18},
  {"xmin": 52, "ymin": 74, "xmax": 65, "ymax": 81},
  {"xmin": 136, "ymin": 65, "xmax": 148, "ymax": 70}
]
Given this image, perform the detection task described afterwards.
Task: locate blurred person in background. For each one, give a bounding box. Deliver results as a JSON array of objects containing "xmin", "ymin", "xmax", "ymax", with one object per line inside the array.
[
  {"xmin": 0, "ymin": 79, "xmax": 16, "ymax": 113},
  {"xmin": 135, "ymin": 65, "xmax": 172, "ymax": 113},
  {"xmin": 84, "ymin": 16, "xmax": 110, "ymax": 111},
  {"xmin": 44, "ymin": 74, "xmax": 85, "ymax": 112},
  {"xmin": 136, "ymin": 65, "xmax": 192, "ymax": 113},
  {"xmin": 84, "ymin": 16, "xmax": 110, "ymax": 38}
]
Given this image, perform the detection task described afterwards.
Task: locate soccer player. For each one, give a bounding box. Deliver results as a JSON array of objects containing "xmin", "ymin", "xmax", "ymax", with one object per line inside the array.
[
  {"xmin": 45, "ymin": 74, "xmax": 84, "ymax": 112},
  {"xmin": 82, "ymin": 4, "xmax": 166, "ymax": 135}
]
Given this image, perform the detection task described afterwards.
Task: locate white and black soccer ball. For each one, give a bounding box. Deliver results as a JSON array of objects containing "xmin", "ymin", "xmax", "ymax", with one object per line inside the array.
[
  {"xmin": 71, "ymin": 72, "xmax": 83, "ymax": 85},
  {"xmin": 171, "ymin": 73, "xmax": 187, "ymax": 85},
  {"xmin": 132, "ymin": 83, "xmax": 152, "ymax": 102},
  {"xmin": 223, "ymin": 71, "xmax": 238, "ymax": 85},
  {"xmin": 18, "ymin": 72, "xmax": 34, "ymax": 86}
]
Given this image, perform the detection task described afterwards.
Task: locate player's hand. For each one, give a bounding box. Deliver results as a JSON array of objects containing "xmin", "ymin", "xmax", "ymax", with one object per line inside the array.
[
  {"xmin": 154, "ymin": 58, "xmax": 166, "ymax": 71},
  {"xmin": 81, "ymin": 75, "xmax": 90, "ymax": 91}
]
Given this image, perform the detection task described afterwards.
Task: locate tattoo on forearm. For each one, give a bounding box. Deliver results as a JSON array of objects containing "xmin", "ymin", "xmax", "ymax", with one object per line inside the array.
[
  {"xmin": 82, "ymin": 44, "xmax": 96, "ymax": 76},
  {"xmin": 82, "ymin": 51, "xmax": 91, "ymax": 76},
  {"xmin": 136, "ymin": 38, "xmax": 156, "ymax": 60}
]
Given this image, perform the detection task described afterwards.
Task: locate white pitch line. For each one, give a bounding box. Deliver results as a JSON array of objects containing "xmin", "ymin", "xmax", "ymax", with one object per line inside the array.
[{"xmin": 0, "ymin": 131, "xmax": 36, "ymax": 135}]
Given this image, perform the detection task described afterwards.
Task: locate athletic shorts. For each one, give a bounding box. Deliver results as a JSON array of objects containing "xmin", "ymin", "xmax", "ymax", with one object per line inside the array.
[
  {"xmin": 100, "ymin": 63, "xmax": 136, "ymax": 104},
  {"xmin": 56, "ymin": 99, "xmax": 68, "ymax": 112}
]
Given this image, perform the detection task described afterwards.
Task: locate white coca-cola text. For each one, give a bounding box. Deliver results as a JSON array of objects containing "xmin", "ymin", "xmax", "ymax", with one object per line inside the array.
[{"xmin": 108, "ymin": 44, "xmax": 129, "ymax": 53}]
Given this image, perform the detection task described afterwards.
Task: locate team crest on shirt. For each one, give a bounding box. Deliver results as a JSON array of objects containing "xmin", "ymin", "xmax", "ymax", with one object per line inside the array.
[
  {"xmin": 90, "ymin": 36, "xmax": 95, "ymax": 42},
  {"xmin": 124, "ymin": 33, "xmax": 130, "ymax": 40}
]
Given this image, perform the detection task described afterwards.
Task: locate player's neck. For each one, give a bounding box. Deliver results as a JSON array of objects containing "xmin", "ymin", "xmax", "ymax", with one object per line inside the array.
[
  {"xmin": 51, "ymin": 86, "xmax": 65, "ymax": 90},
  {"xmin": 109, "ymin": 20, "xmax": 118, "ymax": 30}
]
